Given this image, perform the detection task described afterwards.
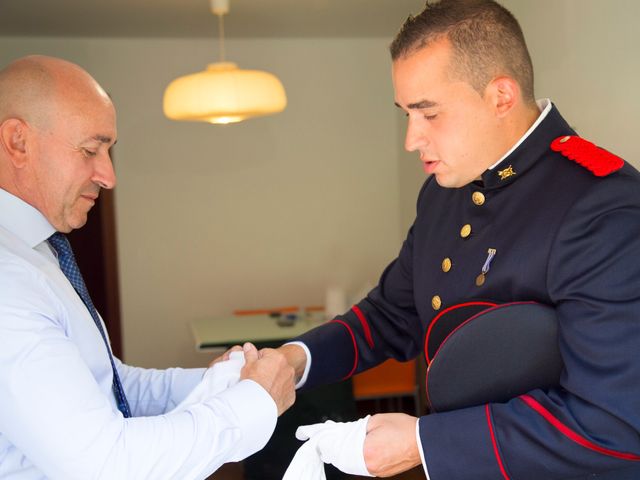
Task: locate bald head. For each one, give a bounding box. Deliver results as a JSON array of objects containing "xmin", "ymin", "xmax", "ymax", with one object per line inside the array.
[
  {"xmin": 0, "ymin": 55, "xmax": 117, "ymax": 232},
  {"xmin": 0, "ymin": 55, "xmax": 113, "ymax": 131}
]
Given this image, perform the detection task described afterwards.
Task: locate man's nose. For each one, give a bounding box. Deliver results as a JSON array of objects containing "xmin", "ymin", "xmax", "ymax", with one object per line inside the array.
[
  {"xmin": 93, "ymin": 152, "xmax": 116, "ymax": 190},
  {"xmin": 404, "ymin": 119, "xmax": 426, "ymax": 153}
]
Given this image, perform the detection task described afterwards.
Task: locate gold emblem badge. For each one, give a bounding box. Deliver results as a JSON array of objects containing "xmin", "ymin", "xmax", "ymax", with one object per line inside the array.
[{"xmin": 498, "ymin": 165, "xmax": 516, "ymax": 180}]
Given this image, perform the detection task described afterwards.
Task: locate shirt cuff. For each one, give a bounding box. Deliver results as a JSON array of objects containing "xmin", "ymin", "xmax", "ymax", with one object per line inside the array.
[
  {"xmin": 215, "ymin": 379, "xmax": 278, "ymax": 461},
  {"xmin": 284, "ymin": 341, "xmax": 311, "ymax": 388},
  {"xmin": 416, "ymin": 417, "xmax": 431, "ymax": 480}
]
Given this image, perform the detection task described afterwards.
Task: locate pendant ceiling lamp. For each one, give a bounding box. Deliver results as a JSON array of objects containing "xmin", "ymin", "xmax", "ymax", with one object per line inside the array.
[{"xmin": 163, "ymin": 0, "xmax": 287, "ymax": 125}]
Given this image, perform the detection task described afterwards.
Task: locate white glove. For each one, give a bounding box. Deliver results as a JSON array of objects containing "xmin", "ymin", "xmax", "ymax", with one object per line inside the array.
[
  {"xmin": 282, "ymin": 416, "xmax": 374, "ymax": 480},
  {"xmin": 171, "ymin": 351, "xmax": 245, "ymax": 412}
]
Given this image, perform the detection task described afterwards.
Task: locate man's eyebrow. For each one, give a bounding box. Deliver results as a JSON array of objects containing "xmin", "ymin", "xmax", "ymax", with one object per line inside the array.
[
  {"xmin": 82, "ymin": 135, "xmax": 116, "ymax": 145},
  {"xmin": 394, "ymin": 100, "xmax": 438, "ymax": 110},
  {"xmin": 96, "ymin": 135, "xmax": 113, "ymax": 144}
]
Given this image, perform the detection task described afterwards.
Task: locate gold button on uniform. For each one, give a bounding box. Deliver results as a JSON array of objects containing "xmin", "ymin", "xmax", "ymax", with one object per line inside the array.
[
  {"xmin": 460, "ymin": 224, "xmax": 472, "ymax": 238},
  {"xmin": 442, "ymin": 258, "xmax": 452, "ymax": 272},
  {"xmin": 472, "ymin": 191, "xmax": 485, "ymax": 206},
  {"xmin": 432, "ymin": 295, "xmax": 442, "ymax": 310}
]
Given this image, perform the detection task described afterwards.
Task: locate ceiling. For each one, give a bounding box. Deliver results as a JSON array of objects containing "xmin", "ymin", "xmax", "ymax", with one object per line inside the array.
[{"xmin": 0, "ymin": 0, "xmax": 426, "ymax": 38}]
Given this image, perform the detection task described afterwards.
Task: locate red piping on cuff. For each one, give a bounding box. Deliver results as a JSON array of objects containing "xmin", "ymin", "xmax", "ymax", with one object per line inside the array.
[
  {"xmin": 330, "ymin": 319, "xmax": 358, "ymax": 380},
  {"xmin": 486, "ymin": 404, "xmax": 511, "ymax": 480},
  {"xmin": 352, "ymin": 305, "xmax": 374, "ymax": 349},
  {"xmin": 520, "ymin": 395, "xmax": 640, "ymax": 461}
]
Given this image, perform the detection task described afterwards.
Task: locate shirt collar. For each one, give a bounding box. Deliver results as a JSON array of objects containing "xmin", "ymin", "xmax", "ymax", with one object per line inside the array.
[
  {"xmin": 0, "ymin": 188, "xmax": 56, "ymax": 248},
  {"xmin": 488, "ymin": 98, "xmax": 553, "ymax": 170}
]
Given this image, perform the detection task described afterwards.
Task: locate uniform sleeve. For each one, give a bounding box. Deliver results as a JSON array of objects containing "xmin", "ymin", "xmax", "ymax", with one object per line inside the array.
[
  {"xmin": 0, "ymin": 262, "xmax": 276, "ymax": 480},
  {"xmin": 417, "ymin": 175, "xmax": 640, "ymax": 479},
  {"xmin": 296, "ymin": 181, "xmax": 430, "ymax": 390}
]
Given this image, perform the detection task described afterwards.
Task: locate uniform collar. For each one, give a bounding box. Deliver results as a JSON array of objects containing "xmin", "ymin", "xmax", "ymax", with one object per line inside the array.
[
  {"xmin": 479, "ymin": 102, "xmax": 575, "ymax": 190},
  {"xmin": 487, "ymin": 99, "xmax": 553, "ymax": 171},
  {"xmin": 0, "ymin": 188, "xmax": 56, "ymax": 248}
]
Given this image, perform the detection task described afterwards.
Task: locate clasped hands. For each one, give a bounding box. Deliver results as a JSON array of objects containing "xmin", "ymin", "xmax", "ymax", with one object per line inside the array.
[{"xmin": 210, "ymin": 343, "xmax": 296, "ymax": 416}]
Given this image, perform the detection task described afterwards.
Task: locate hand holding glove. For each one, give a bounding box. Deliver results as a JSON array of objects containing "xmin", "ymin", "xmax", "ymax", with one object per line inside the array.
[{"xmin": 282, "ymin": 416, "xmax": 374, "ymax": 480}]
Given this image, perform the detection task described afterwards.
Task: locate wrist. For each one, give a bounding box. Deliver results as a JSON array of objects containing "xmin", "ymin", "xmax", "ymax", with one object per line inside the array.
[{"xmin": 279, "ymin": 344, "xmax": 307, "ymax": 382}]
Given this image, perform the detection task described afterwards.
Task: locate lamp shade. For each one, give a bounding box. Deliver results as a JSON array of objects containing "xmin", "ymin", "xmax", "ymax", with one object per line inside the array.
[{"xmin": 163, "ymin": 62, "xmax": 287, "ymax": 124}]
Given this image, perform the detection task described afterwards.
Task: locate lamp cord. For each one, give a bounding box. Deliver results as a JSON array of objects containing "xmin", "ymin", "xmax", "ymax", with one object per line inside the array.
[{"xmin": 217, "ymin": 13, "xmax": 226, "ymax": 62}]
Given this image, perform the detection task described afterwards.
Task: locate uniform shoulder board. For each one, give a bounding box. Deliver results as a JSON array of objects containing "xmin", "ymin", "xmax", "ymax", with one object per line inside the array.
[{"xmin": 550, "ymin": 135, "xmax": 624, "ymax": 177}]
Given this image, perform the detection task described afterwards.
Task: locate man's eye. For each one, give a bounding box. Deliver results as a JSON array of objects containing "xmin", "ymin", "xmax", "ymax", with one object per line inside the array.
[
  {"xmin": 82, "ymin": 148, "xmax": 97, "ymax": 158},
  {"xmin": 424, "ymin": 114, "xmax": 437, "ymax": 120}
]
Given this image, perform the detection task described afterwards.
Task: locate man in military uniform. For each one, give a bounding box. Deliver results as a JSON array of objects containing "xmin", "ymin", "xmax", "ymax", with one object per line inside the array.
[{"xmin": 279, "ymin": 0, "xmax": 640, "ymax": 478}]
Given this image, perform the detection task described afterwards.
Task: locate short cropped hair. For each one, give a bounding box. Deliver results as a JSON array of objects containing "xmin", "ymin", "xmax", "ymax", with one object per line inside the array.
[{"xmin": 390, "ymin": 0, "xmax": 535, "ymax": 102}]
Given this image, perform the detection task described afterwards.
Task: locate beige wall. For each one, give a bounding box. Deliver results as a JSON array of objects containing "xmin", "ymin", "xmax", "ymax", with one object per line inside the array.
[{"xmin": 1, "ymin": 0, "xmax": 637, "ymax": 369}]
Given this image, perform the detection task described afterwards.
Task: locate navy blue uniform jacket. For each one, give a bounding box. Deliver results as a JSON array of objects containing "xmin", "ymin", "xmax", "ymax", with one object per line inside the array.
[{"xmin": 295, "ymin": 106, "xmax": 640, "ymax": 479}]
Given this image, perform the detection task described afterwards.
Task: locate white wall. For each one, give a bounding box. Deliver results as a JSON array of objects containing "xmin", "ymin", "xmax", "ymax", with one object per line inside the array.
[{"xmin": 1, "ymin": 0, "xmax": 637, "ymax": 369}]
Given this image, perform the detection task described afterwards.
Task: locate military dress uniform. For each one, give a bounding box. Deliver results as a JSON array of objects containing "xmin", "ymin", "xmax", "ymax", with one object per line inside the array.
[{"xmin": 295, "ymin": 104, "xmax": 640, "ymax": 479}]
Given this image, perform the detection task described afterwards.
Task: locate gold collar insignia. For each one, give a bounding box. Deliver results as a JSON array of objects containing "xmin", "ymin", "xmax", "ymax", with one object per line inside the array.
[{"xmin": 498, "ymin": 165, "xmax": 516, "ymax": 180}]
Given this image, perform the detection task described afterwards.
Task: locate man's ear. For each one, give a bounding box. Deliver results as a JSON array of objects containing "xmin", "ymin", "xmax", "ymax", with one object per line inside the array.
[
  {"xmin": 485, "ymin": 76, "xmax": 520, "ymax": 118},
  {"xmin": 0, "ymin": 118, "xmax": 30, "ymax": 168}
]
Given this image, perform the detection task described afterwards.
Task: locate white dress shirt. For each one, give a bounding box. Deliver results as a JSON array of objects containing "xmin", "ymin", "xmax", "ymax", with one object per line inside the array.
[{"xmin": 0, "ymin": 188, "xmax": 277, "ymax": 480}]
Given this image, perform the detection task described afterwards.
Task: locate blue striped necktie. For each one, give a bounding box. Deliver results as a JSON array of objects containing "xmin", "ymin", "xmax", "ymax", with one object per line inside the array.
[{"xmin": 48, "ymin": 232, "xmax": 131, "ymax": 418}]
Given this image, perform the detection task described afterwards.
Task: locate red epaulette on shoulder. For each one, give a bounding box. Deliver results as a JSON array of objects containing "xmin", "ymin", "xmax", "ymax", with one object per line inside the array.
[{"xmin": 550, "ymin": 135, "xmax": 624, "ymax": 177}]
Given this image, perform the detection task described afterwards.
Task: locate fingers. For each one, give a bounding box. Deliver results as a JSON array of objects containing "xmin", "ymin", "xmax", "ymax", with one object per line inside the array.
[
  {"xmin": 295, "ymin": 422, "xmax": 332, "ymax": 441},
  {"xmin": 258, "ymin": 347, "xmax": 278, "ymax": 360},
  {"xmin": 362, "ymin": 414, "xmax": 421, "ymax": 477},
  {"xmin": 266, "ymin": 349, "xmax": 296, "ymax": 415},
  {"xmin": 224, "ymin": 344, "xmax": 243, "ymax": 359},
  {"xmin": 240, "ymin": 347, "xmax": 296, "ymax": 415},
  {"xmin": 242, "ymin": 342, "xmax": 259, "ymax": 362},
  {"xmin": 208, "ymin": 344, "xmax": 244, "ymax": 367}
]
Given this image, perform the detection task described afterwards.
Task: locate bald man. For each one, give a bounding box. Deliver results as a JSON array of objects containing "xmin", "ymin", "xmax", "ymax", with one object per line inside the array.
[{"xmin": 0, "ymin": 55, "xmax": 295, "ymax": 479}]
